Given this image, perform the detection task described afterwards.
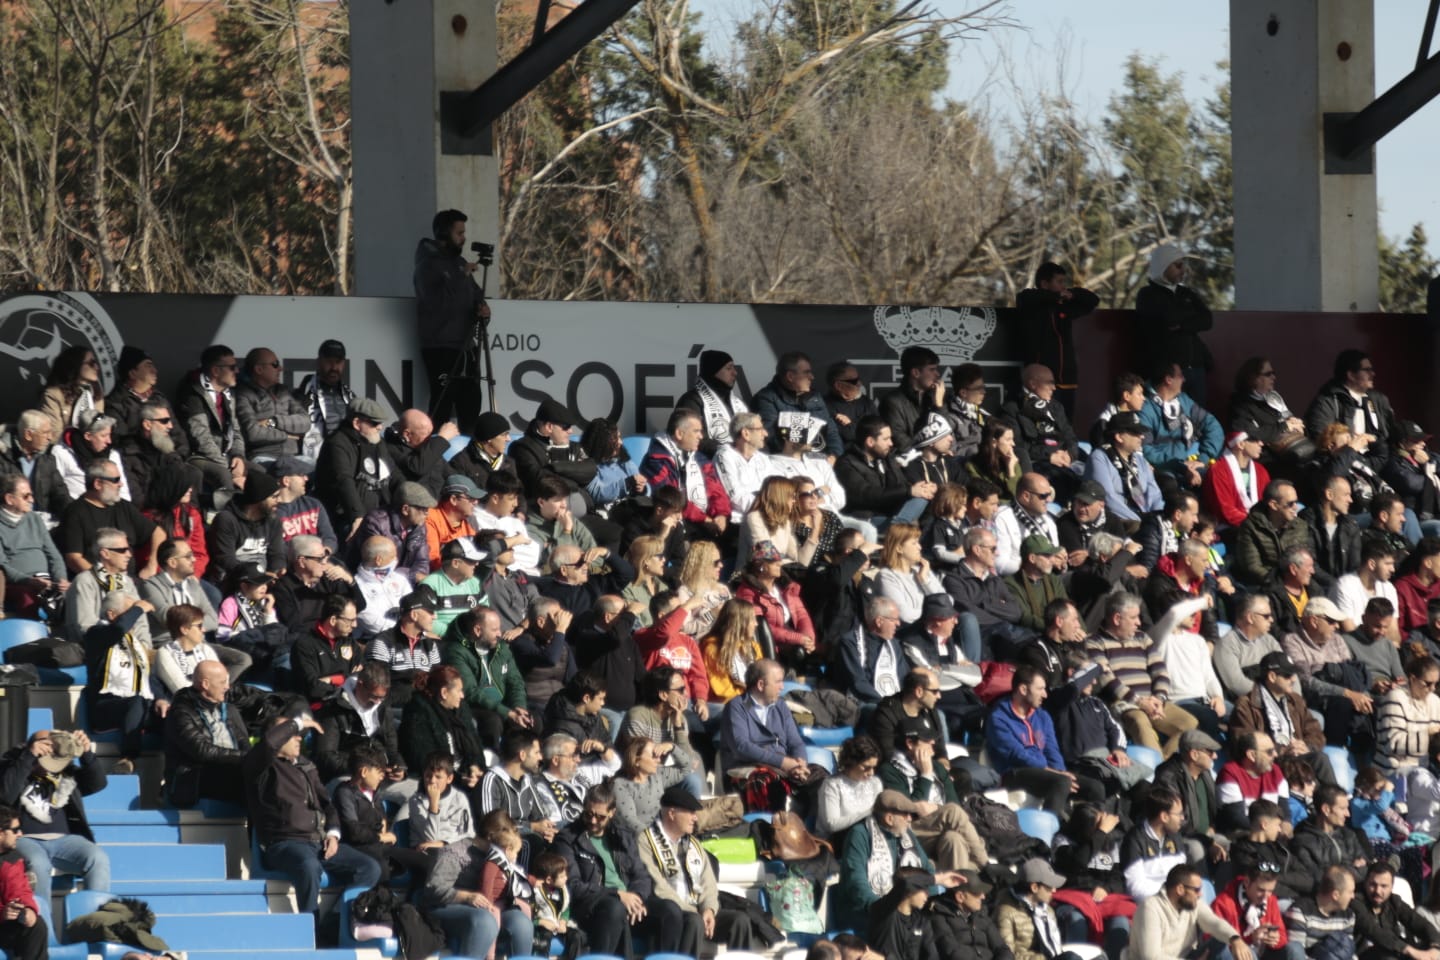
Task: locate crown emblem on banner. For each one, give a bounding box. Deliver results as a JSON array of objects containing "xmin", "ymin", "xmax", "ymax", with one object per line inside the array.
[{"xmin": 873, "ymin": 305, "xmax": 998, "ymax": 367}]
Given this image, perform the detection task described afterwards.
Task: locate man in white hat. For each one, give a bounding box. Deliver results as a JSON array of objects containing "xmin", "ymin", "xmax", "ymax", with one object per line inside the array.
[{"xmin": 1135, "ymin": 243, "xmax": 1214, "ymax": 406}]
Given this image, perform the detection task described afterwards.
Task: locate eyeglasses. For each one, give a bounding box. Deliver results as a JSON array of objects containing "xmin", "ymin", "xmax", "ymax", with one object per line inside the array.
[
  {"xmin": 836, "ymin": 377, "xmax": 862, "ymax": 386},
  {"xmin": 302, "ymin": 553, "xmax": 332, "ymax": 562},
  {"xmin": 798, "ymin": 491, "xmax": 818, "ymax": 498},
  {"xmin": 104, "ymin": 545, "xmax": 132, "ymax": 554},
  {"xmin": 335, "ymin": 615, "xmax": 358, "ymax": 624},
  {"xmin": 924, "ymin": 687, "xmax": 942, "ymax": 694},
  {"xmin": 15, "ymin": 493, "xmax": 32, "ymax": 501},
  {"xmin": 1033, "ymin": 490, "xmax": 1054, "ymax": 501},
  {"xmin": 0, "ymin": 824, "xmax": 20, "ymax": 834},
  {"xmin": 98, "ymin": 476, "xmax": 122, "ymax": 485},
  {"xmin": 1278, "ymin": 499, "xmax": 1299, "ymax": 509},
  {"xmin": 584, "ymin": 809, "xmax": 615, "ymax": 822},
  {"xmin": 1254, "ymin": 612, "xmax": 1275, "ymax": 620},
  {"xmin": 146, "ymin": 416, "xmax": 172, "ymax": 424},
  {"xmin": 668, "ymin": 685, "xmax": 688, "ymax": 693}
]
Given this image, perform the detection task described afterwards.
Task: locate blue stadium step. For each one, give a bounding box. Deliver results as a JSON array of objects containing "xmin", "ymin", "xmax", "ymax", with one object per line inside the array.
[
  {"xmin": 149, "ymin": 912, "xmax": 316, "ymax": 950},
  {"xmin": 93, "ymin": 823, "xmax": 181, "ymax": 843},
  {"xmin": 106, "ymin": 879, "xmax": 268, "ymax": 896},
  {"xmin": 102, "ymin": 843, "xmax": 227, "ymax": 881},
  {"xmin": 99, "ymin": 950, "xmax": 358, "ymax": 960},
  {"xmin": 137, "ymin": 892, "xmax": 271, "ymax": 913},
  {"xmin": 86, "ymin": 774, "xmax": 142, "ymax": 810},
  {"xmin": 86, "ymin": 808, "xmax": 183, "ymax": 826}
]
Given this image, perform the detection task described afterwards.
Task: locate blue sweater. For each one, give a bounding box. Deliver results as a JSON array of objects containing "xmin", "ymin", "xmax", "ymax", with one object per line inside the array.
[
  {"xmin": 985, "ymin": 699, "xmax": 1064, "ymax": 773},
  {"xmin": 1084, "ymin": 446, "xmax": 1164, "ymax": 523}
]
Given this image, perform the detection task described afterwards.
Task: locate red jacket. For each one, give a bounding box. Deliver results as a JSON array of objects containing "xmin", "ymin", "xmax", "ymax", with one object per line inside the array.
[
  {"xmin": 1396, "ymin": 573, "xmax": 1440, "ymax": 633},
  {"xmin": 734, "ymin": 578, "xmax": 815, "ymax": 649},
  {"xmin": 143, "ymin": 503, "xmax": 210, "ymax": 578},
  {"xmin": 1201, "ymin": 454, "xmax": 1270, "ymax": 528},
  {"xmin": 639, "ymin": 442, "xmax": 731, "ymax": 524},
  {"xmin": 1211, "ymin": 876, "xmax": 1287, "ymax": 948},
  {"xmin": 0, "ymin": 858, "xmax": 39, "ymax": 915},
  {"xmin": 636, "ymin": 606, "xmax": 709, "ymax": 701}
]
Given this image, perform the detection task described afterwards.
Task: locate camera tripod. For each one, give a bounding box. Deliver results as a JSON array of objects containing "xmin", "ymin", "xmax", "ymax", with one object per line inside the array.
[{"xmin": 432, "ymin": 242, "xmax": 498, "ymax": 419}]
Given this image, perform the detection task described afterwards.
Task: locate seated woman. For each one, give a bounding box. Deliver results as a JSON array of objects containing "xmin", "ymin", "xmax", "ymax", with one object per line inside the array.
[
  {"xmin": 1306, "ymin": 421, "xmax": 1388, "ymax": 515},
  {"xmin": 872, "ymin": 522, "xmax": 944, "ymax": 625},
  {"xmin": 815, "ymin": 736, "xmax": 884, "ymax": 839},
  {"xmin": 675, "ymin": 540, "xmax": 731, "ymax": 638},
  {"xmin": 153, "ymin": 603, "xmax": 235, "ymax": 698},
  {"xmin": 733, "ymin": 541, "xmax": 817, "ymax": 669},
  {"xmin": 214, "ymin": 564, "xmax": 288, "ymax": 682},
  {"xmin": 52, "ymin": 412, "xmax": 131, "ymax": 502},
  {"xmin": 965, "ymin": 420, "xmax": 1027, "ymax": 503},
  {"xmin": 582, "ymin": 418, "xmax": 644, "ymax": 513},
  {"xmin": 335, "ymin": 744, "xmax": 433, "ymax": 884},
  {"xmin": 611, "ymin": 736, "xmax": 689, "ymax": 835},
  {"xmin": 399, "ymin": 666, "xmax": 485, "ymax": 793},
  {"xmin": 141, "ymin": 467, "xmax": 209, "ymax": 576},
  {"xmin": 619, "ymin": 666, "xmax": 704, "ymax": 796},
  {"xmin": 41, "ymin": 344, "xmax": 104, "ymax": 431},
  {"xmin": 700, "ymin": 599, "xmax": 763, "ymax": 704},
  {"xmin": 408, "ymin": 751, "xmax": 477, "ymax": 851},
  {"xmin": 622, "ymin": 535, "xmax": 670, "ymax": 628},
  {"xmin": 736, "ymin": 475, "xmax": 820, "ymax": 568},
  {"xmin": 1229, "ymin": 356, "xmax": 1314, "ymax": 467}
]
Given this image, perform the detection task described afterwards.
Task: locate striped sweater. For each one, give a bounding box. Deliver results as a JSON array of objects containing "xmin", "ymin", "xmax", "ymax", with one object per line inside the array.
[
  {"xmin": 1376, "ymin": 688, "xmax": 1440, "ymax": 774},
  {"xmin": 1284, "ymin": 897, "xmax": 1356, "ymax": 950},
  {"xmin": 1083, "ymin": 630, "xmax": 1171, "ymax": 706}
]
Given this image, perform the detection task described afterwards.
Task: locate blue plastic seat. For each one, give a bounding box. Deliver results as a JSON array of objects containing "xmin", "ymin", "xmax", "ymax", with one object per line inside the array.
[
  {"xmin": 781, "ymin": 679, "xmax": 812, "ymax": 694},
  {"xmin": 1126, "ymin": 744, "xmax": 1163, "ymax": 775},
  {"xmin": 86, "ymin": 774, "xmax": 142, "ymax": 811},
  {"xmin": 147, "ymin": 912, "xmax": 317, "ymax": 951},
  {"xmin": 804, "ymin": 745, "xmax": 836, "ymax": 774},
  {"xmin": 0, "ymin": 619, "xmax": 49, "ymax": 653},
  {"xmin": 27, "ymin": 707, "xmax": 52, "ymax": 734},
  {"xmin": 743, "ymin": 811, "xmax": 773, "ymax": 824},
  {"xmin": 1016, "ymin": 808, "xmax": 1061, "ymax": 846},
  {"xmin": 444, "ymin": 434, "xmax": 470, "ymax": 462},
  {"xmin": 1324, "ymin": 745, "xmax": 1356, "ymax": 792},
  {"xmin": 622, "ymin": 436, "xmax": 652, "ymax": 465},
  {"xmin": 577, "ymin": 954, "xmax": 628, "ymax": 960},
  {"xmin": 800, "ymin": 725, "xmax": 852, "ymax": 747}
]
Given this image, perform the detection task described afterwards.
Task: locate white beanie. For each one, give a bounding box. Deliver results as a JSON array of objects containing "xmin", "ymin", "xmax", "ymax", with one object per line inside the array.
[{"xmin": 1148, "ymin": 242, "xmax": 1185, "ymax": 283}]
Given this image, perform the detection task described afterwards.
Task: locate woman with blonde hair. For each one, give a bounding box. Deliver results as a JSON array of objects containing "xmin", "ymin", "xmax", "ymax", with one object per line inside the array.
[
  {"xmin": 737, "ymin": 474, "xmax": 819, "ymax": 567},
  {"xmin": 622, "ymin": 535, "xmax": 669, "ymax": 627},
  {"xmin": 676, "ymin": 539, "xmax": 731, "ymax": 637},
  {"xmin": 872, "ymin": 522, "xmax": 943, "ymax": 624},
  {"xmin": 700, "ymin": 599, "xmax": 763, "ymax": 702}
]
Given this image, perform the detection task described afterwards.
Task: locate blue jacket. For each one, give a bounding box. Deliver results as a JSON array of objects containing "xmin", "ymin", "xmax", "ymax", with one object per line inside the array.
[
  {"xmin": 721, "ymin": 693, "xmax": 807, "ymax": 770},
  {"xmin": 985, "ymin": 698, "xmax": 1064, "ymax": 773},
  {"xmin": 832, "ymin": 630, "xmax": 909, "ymax": 706},
  {"xmin": 1137, "ymin": 390, "xmax": 1223, "ymax": 476},
  {"xmin": 1084, "ymin": 446, "xmax": 1164, "ymax": 523},
  {"xmin": 586, "ymin": 460, "xmax": 633, "ymax": 507},
  {"xmin": 752, "ymin": 377, "xmax": 843, "ymax": 458}
]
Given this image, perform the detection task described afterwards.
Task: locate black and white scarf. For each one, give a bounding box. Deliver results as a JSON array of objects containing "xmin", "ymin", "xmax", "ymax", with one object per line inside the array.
[
  {"xmin": 1016, "ymin": 504, "xmax": 1051, "ymax": 544},
  {"xmin": 485, "ymin": 844, "xmax": 533, "ymax": 902},
  {"xmin": 1076, "ymin": 510, "xmax": 1108, "ymax": 549},
  {"xmin": 645, "ymin": 822, "xmax": 706, "ymax": 906},
  {"xmin": 1149, "ymin": 390, "xmax": 1194, "ymax": 444},
  {"xmin": 864, "ymin": 816, "xmax": 922, "ymax": 896},
  {"xmin": 693, "ymin": 378, "xmax": 747, "ymax": 445},
  {"xmin": 653, "ymin": 433, "xmax": 708, "ymax": 511},
  {"xmin": 1106, "ymin": 446, "xmax": 1146, "ymax": 512}
]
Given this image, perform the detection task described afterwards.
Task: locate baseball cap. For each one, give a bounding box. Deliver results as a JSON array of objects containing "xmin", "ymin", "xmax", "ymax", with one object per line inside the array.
[
  {"xmin": 318, "ymin": 339, "xmax": 346, "ymax": 360},
  {"xmin": 440, "ymin": 474, "xmax": 484, "ymax": 500},
  {"xmin": 1073, "ymin": 480, "xmax": 1106, "ymax": 505},
  {"xmin": 954, "ymin": 868, "xmax": 993, "ymax": 896},
  {"xmin": 399, "ymin": 587, "xmax": 437, "ymax": 615},
  {"xmin": 898, "ymin": 713, "xmax": 940, "ymax": 744},
  {"xmin": 1070, "ymin": 662, "xmax": 1103, "ymax": 690},
  {"xmin": 1107, "ymin": 411, "xmax": 1150, "ymax": 438},
  {"xmin": 235, "ymin": 563, "xmax": 275, "ymax": 585},
  {"xmin": 268, "ymin": 456, "xmax": 313, "ymax": 479},
  {"xmin": 920, "ymin": 593, "xmax": 956, "ymax": 621},
  {"xmin": 347, "ymin": 397, "xmax": 388, "ymax": 425},
  {"xmin": 1399, "ymin": 420, "xmax": 1430, "ymax": 443},
  {"xmin": 1020, "ymin": 858, "xmax": 1066, "ymax": 889},
  {"xmin": 1303, "ymin": 597, "xmax": 1343, "ymax": 622},
  {"xmin": 1020, "ymin": 534, "xmax": 1061, "ymax": 558},
  {"xmin": 37, "ymin": 730, "xmax": 84, "ymax": 774},
  {"xmin": 441, "ymin": 537, "xmax": 486, "ymax": 564},
  {"xmin": 1255, "ymin": 651, "xmax": 1298, "ymax": 677}
]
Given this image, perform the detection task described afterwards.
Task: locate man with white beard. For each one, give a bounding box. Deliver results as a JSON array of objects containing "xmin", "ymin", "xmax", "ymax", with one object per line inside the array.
[{"xmin": 117, "ymin": 402, "xmax": 189, "ymax": 511}]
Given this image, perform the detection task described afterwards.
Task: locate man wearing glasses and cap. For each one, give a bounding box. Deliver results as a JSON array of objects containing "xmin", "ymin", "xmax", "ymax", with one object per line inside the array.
[
  {"xmin": 297, "ymin": 339, "xmax": 355, "ymax": 446},
  {"xmin": 932, "ymin": 867, "xmax": 1008, "ymax": 960},
  {"xmin": 314, "ymin": 397, "xmax": 398, "ymax": 540}
]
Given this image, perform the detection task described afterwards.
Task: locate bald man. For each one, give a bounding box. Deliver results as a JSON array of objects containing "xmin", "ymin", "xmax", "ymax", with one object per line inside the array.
[
  {"xmin": 385, "ymin": 408, "xmax": 459, "ymax": 499},
  {"xmin": 163, "ymin": 660, "xmax": 254, "ymax": 806},
  {"xmin": 235, "ymin": 347, "xmax": 310, "ymax": 460}
]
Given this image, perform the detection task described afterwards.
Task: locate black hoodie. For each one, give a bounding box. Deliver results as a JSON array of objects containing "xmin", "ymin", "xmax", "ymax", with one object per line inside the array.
[{"xmin": 413, "ymin": 237, "xmax": 482, "ymax": 350}]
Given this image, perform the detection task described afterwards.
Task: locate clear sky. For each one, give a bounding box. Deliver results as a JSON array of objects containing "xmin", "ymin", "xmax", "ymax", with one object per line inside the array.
[{"xmin": 944, "ymin": 0, "xmax": 1440, "ymax": 252}]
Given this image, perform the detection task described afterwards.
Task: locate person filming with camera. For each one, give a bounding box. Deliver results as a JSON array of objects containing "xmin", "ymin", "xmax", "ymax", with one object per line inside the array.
[{"xmin": 414, "ymin": 209, "xmax": 492, "ymax": 425}]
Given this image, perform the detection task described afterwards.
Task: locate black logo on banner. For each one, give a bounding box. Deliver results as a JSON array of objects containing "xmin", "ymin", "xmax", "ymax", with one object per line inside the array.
[{"xmin": 0, "ymin": 293, "xmax": 123, "ymax": 395}]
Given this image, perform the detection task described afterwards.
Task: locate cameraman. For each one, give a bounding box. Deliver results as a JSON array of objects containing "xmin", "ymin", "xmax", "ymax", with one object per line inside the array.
[{"xmin": 414, "ymin": 209, "xmax": 490, "ymax": 425}]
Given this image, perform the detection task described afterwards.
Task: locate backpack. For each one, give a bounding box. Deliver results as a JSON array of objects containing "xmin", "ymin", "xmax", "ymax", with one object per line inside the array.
[
  {"xmin": 739, "ymin": 765, "xmax": 792, "ymax": 813},
  {"xmin": 4, "ymin": 638, "xmax": 83, "ymax": 668},
  {"xmin": 351, "ymin": 884, "xmax": 401, "ymax": 926},
  {"xmin": 960, "ymin": 793, "xmax": 1047, "ymax": 864}
]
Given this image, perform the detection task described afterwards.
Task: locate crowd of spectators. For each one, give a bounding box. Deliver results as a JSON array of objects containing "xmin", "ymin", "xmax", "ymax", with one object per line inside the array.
[{"xmin": 3, "ymin": 247, "xmax": 1440, "ymax": 960}]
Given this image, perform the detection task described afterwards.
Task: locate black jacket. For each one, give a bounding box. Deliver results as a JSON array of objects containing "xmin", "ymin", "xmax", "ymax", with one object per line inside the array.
[
  {"xmin": 118, "ymin": 436, "xmax": 189, "ymax": 512},
  {"xmin": 290, "ymin": 626, "xmax": 364, "ymax": 705},
  {"xmin": 333, "ymin": 779, "xmax": 387, "ymax": 848},
  {"xmin": 1055, "ymin": 509, "xmax": 1130, "ymax": 555},
  {"xmin": 835, "ymin": 447, "xmax": 911, "ymax": 519},
  {"xmin": 879, "ymin": 384, "xmax": 945, "ymax": 453},
  {"xmin": 1354, "ymin": 895, "xmax": 1440, "ymax": 955},
  {"xmin": 1134, "ymin": 281, "xmax": 1214, "ymax": 374},
  {"xmin": 0, "ymin": 430, "xmax": 69, "ymax": 519},
  {"xmin": 1230, "ymin": 836, "xmax": 1308, "ymax": 899},
  {"xmin": 942, "ymin": 563, "xmax": 1023, "ymax": 628},
  {"xmin": 244, "ymin": 717, "xmax": 336, "ymax": 847},
  {"xmin": 1001, "ymin": 392, "xmax": 1081, "ymax": 466},
  {"xmin": 105, "ymin": 385, "xmax": 189, "ymax": 457},
  {"xmin": 413, "ymin": 237, "xmax": 482, "ymax": 351},
  {"xmin": 314, "ymin": 691, "xmax": 402, "ymax": 781},
  {"xmin": 314, "ymin": 423, "xmax": 397, "ymax": 530},
  {"xmin": 1152, "ymin": 754, "xmax": 1220, "ymax": 839},
  {"xmin": 175, "ymin": 371, "xmax": 244, "ymax": 466},
  {"xmin": 1290, "ymin": 818, "xmax": 1372, "ymax": 891},
  {"xmin": 447, "ymin": 443, "xmax": 517, "ymax": 494},
  {"xmin": 0, "ymin": 742, "xmax": 106, "ymax": 841},
  {"xmin": 569, "ymin": 612, "xmax": 642, "ymax": 712},
  {"xmin": 1299, "ymin": 507, "xmax": 1361, "ymax": 586},
  {"xmin": 1017, "ymin": 286, "xmax": 1099, "ymax": 387},
  {"xmin": 824, "ymin": 391, "xmax": 879, "ymax": 449},
  {"xmin": 542, "ymin": 692, "xmax": 609, "ymax": 746},
  {"xmin": 162, "ymin": 685, "xmax": 256, "ymax": 797},
  {"xmin": 510, "ymin": 432, "xmax": 597, "ymax": 502},
  {"xmin": 270, "ymin": 571, "xmax": 365, "ymax": 638},
  {"xmin": 931, "ymin": 898, "xmax": 1011, "ymax": 960},
  {"xmin": 1230, "ymin": 391, "xmax": 1297, "ymax": 449},
  {"xmin": 206, "ymin": 500, "xmax": 286, "ymax": 582},
  {"xmin": 383, "ymin": 429, "xmax": 452, "ymax": 500},
  {"xmin": 803, "ymin": 549, "xmax": 874, "ymax": 648},
  {"xmin": 1383, "ymin": 453, "xmax": 1440, "ymax": 519},
  {"xmin": 553, "ymin": 820, "xmax": 653, "ymax": 910},
  {"xmin": 1305, "ymin": 383, "xmax": 1398, "ymax": 469}
]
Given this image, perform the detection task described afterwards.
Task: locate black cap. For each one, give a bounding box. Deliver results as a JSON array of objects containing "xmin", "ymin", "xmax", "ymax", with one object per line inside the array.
[
  {"xmin": 117, "ymin": 346, "xmax": 152, "ymax": 384},
  {"xmin": 535, "ymin": 399, "xmax": 574, "ymax": 429},
  {"xmin": 399, "ymin": 586, "xmax": 437, "ymax": 614},
  {"xmin": 318, "ymin": 339, "xmax": 346, "ymax": 360},
  {"xmin": 470, "ymin": 411, "xmax": 511, "ymax": 442},
  {"xmin": 1107, "ymin": 412, "xmax": 1149, "ymax": 438},
  {"xmin": 899, "ymin": 712, "xmax": 940, "ymax": 745},
  {"xmin": 699, "ymin": 350, "xmax": 733, "ymax": 379},
  {"xmin": 660, "ymin": 785, "xmax": 703, "ymax": 812},
  {"xmin": 268, "ymin": 456, "xmax": 313, "ymax": 479},
  {"xmin": 236, "ymin": 563, "xmax": 275, "ymax": 585},
  {"xmin": 920, "ymin": 593, "xmax": 956, "ymax": 621},
  {"xmin": 1073, "ymin": 480, "xmax": 1106, "ymax": 505},
  {"xmin": 236, "ymin": 471, "xmax": 279, "ymax": 506},
  {"xmin": 1400, "ymin": 420, "xmax": 1431, "ymax": 443},
  {"xmin": 1252, "ymin": 651, "xmax": 1298, "ymax": 678}
]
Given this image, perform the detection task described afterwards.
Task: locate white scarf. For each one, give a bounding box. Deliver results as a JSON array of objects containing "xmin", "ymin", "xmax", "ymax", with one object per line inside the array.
[
  {"xmin": 1259, "ymin": 685, "xmax": 1294, "ymax": 746},
  {"xmin": 1223, "ymin": 452, "xmax": 1261, "ymax": 511},
  {"xmin": 864, "ymin": 816, "xmax": 921, "ymax": 896},
  {"xmin": 654, "ymin": 432, "xmax": 707, "ymax": 511},
  {"xmin": 645, "ymin": 822, "xmax": 706, "ymax": 906},
  {"xmin": 694, "ymin": 378, "xmax": 746, "ymax": 445}
]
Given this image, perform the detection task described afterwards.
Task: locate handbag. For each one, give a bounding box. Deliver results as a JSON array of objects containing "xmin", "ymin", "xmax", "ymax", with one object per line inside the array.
[
  {"xmin": 762, "ymin": 870, "xmax": 824, "ymax": 934},
  {"xmin": 764, "ymin": 810, "xmax": 831, "ymax": 862},
  {"xmin": 973, "ymin": 661, "xmax": 1015, "ymax": 705}
]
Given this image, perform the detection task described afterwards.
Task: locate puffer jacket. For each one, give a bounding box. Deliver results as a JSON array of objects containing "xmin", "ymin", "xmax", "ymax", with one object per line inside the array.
[
  {"xmin": 752, "ymin": 376, "xmax": 843, "ymax": 457},
  {"xmin": 234, "ymin": 381, "xmax": 309, "ymax": 460},
  {"xmin": 175, "ymin": 370, "xmax": 244, "ymax": 466},
  {"xmin": 1290, "ymin": 817, "xmax": 1372, "ymax": 887},
  {"xmin": 734, "ymin": 576, "xmax": 815, "ymax": 649}
]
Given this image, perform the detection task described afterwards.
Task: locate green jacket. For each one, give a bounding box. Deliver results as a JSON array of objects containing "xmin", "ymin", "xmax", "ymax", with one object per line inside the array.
[
  {"xmin": 1003, "ymin": 572, "xmax": 1069, "ymax": 631},
  {"xmin": 441, "ymin": 619, "xmax": 525, "ymax": 712},
  {"xmin": 1231, "ymin": 509, "xmax": 1310, "ymax": 588},
  {"xmin": 878, "ymin": 757, "xmax": 960, "ymax": 805},
  {"xmin": 834, "ymin": 818, "xmax": 932, "ymax": 940}
]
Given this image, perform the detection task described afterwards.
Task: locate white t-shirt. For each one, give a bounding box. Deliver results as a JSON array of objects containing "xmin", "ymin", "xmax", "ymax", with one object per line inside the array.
[{"xmin": 1331, "ymin": 574, "xmax": 1398, "ymax": 624}]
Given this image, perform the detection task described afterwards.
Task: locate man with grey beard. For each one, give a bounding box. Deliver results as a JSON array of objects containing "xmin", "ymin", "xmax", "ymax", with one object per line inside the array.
[{"xmin": 119, "ymin": 401, "xmax": 190, "ymax": 510}]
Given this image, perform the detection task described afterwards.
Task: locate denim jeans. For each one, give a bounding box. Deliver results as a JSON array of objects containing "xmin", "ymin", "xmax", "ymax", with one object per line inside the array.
[
  {"xmin": 429, "ymin": 903, "xmax": 501, "ymax": 958},
  {"xmin": 261, "ymin": 839, "xmax": 382, "ymax": 914},
  {"xmin": 16, "ymin": 834, "xmax": 110, "ymax": 928},
  {"xmin": 499, "ymin": 906, "xmax": 534, "ymax": 958}
]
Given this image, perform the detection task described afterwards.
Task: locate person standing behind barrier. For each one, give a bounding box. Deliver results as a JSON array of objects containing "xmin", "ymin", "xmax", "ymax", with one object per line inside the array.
[
  {"xmin": 414, "ymin": 209, "xmax": 488, "ymax": 426},
  {"xmin": 1017, "ymin": 262, "xmax": 1099, "ymax": 419}
]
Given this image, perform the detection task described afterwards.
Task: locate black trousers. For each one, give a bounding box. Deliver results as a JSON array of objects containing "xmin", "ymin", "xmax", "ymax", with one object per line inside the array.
[
  {"xmin": 423, "ymin": 347, "xmax": 484, "ymax": 427},
  {"xmin": 0, "ymin": 915, "xmax": 47, "ymax": 960},
  {"xmin": 1001, "ymin": 766, "xmax": 1103, "ymax": 814}
]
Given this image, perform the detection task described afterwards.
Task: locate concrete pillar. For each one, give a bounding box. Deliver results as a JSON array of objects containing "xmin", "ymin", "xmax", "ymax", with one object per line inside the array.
[
  {"xmin": 351, "ymin": 0, "xmax": 500, "ymax": 298},
  {"xmin": 1230, "ymin": 0, "xmax": 1378, "ymax": 311}
]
